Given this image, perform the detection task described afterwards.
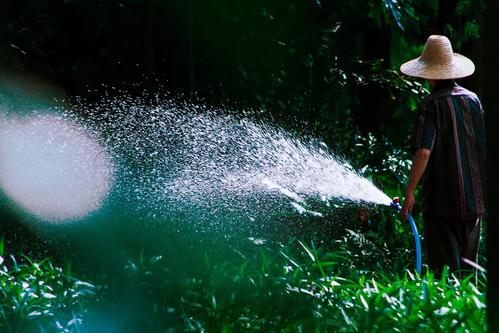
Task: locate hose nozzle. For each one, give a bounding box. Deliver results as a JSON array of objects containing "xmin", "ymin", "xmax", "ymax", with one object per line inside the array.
[{"xmin": 390, "ymin": 197, "xmax": 401, "ymax": 211}]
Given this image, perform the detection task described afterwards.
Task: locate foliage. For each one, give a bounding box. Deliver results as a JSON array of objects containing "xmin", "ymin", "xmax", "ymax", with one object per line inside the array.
[
  {"xmin": 0, "ymin": 228, "xmax": 487, "ymax": 332},
  {"xmin": 0, "ymin": 1, "xmax": 489, "ymax": 332},
  {"xmin": 0, "ymin": 240, "xmax": 98, "ymax": 333},
  {"xmin": 167, "ymin": 242, "xmax": 486, "ymax": 332}
]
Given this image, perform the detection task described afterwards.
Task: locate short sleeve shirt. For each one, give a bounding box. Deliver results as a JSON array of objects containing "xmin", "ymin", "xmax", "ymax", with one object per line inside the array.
[{"xmin": 410, "ymin": 80, "xmax": 486, "ymax": 219}]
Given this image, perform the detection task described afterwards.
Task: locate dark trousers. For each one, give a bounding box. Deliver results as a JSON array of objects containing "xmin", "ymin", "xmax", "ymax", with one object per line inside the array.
[{"xmin": 423, "ymin": 214, "xmax": 481, "ymax": 276}]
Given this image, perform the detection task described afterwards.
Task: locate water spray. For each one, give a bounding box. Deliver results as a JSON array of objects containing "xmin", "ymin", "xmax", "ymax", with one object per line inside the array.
[{"xmin": 390, "ymin": 197, "xmax": 422, "ymax": 274}]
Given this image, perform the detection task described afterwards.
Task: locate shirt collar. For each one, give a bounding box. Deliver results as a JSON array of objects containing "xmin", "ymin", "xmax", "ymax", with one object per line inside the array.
[{"xmin": 431, "ymin": 79, "xmax": 457, "ymax": 93}]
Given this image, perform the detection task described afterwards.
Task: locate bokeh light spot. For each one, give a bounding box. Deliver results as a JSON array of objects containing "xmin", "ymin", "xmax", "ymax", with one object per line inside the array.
[{"xmin": 0, "ymin": 114, "xmax": 114, "ymax": 222}]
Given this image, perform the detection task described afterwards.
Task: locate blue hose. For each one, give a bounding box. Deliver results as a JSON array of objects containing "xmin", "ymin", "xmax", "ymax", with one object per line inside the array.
[{"xmin": 390, "ymin": 199, "xmax": 422, "ymax": 275}]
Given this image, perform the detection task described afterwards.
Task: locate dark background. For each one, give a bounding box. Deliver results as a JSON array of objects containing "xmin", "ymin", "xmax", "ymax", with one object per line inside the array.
[
  {"xmin": 1, "ymin": 0, "xmax": 484, "ymax": 139},
  {"xmin": 1, "ymin": 0, "xmax": 498, "ymax": 329}
]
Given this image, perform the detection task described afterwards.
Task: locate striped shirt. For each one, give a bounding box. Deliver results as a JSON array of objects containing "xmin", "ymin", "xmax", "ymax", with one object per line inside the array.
[{"xmin": 411, "ymin": 80, "xmax": 486, "ymax": 219}]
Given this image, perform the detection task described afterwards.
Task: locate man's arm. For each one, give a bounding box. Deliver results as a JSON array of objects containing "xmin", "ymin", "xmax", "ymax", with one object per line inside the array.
[{"xmin": 401, "ymin": 148, "xmax": 432, "ymax": 220}]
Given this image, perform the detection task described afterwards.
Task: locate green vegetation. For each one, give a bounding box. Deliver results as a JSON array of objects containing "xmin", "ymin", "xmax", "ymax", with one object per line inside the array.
[
  {"xmin": 0, "ymin": 237, "xmax": 97, "ymax": 332},
  {"xmin": 1, "ymin": 0, "xmax": 490, "ymax": 332},
  {"xmin": 0, "ymin": 231, "xmax": 486, "ymax": 332}
]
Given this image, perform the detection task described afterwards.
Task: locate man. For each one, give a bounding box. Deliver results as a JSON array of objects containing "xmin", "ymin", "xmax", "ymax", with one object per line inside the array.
[{"xmin": 400, "ymin": 35, "xmax": 486, "ymax": 275}]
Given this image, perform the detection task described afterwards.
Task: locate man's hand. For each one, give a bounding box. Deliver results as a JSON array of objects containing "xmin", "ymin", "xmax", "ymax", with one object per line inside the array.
[
  {"xmin": 401, "ymin": 191, "xmax": 415, "ymax": 220},
  {"xmin": 401, "ymin": 148, "xmax": 431, "ymax": 221}
]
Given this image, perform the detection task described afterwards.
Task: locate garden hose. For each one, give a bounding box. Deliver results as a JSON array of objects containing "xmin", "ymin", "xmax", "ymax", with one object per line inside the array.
[{"xmin": 390, "ymin": 197, "xmax": 422, "ymax": 274}]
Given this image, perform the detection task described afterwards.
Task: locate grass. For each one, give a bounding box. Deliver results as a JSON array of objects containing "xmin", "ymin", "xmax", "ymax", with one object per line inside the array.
[
  {"xmin": 0, "ymin": 229, "xmax": 486, "ymax": 333},
  {"xmin": 144, "ymin": 241, "xmax": 486, "ymax": 332},
  {"xmin": 0, "ymin": 236, "xmax": 97, "ymax": 333}
]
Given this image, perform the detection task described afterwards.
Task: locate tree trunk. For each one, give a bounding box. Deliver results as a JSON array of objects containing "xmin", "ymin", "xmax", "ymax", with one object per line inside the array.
[{"xmin": 483, "ymin": 0, "xmax": 499, "ymax": 327}]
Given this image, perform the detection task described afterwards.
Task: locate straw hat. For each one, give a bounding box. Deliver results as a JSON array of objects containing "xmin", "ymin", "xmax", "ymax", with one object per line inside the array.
[{"xmin": 400, "ymin": 35, "xmax": 475, "ymax": 79}]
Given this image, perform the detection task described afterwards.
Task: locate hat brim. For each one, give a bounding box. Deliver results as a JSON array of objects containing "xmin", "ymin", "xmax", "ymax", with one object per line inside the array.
[{"xmin": 400, "ymin": 53, "xmax": 475, "ymax": 80}]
